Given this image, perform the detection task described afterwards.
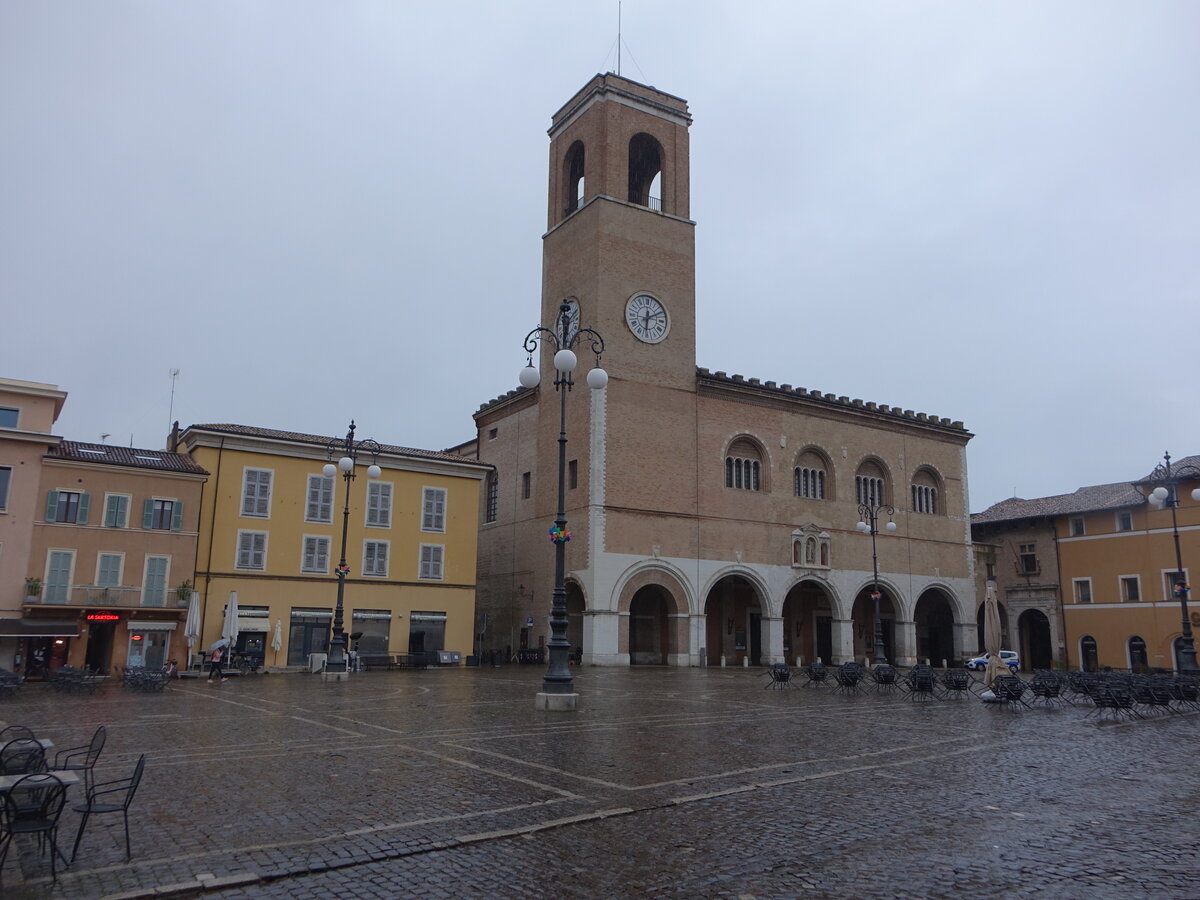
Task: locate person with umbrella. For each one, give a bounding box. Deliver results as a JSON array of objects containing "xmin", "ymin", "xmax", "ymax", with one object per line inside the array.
[{"xmin": 206, "ymin": 638, "xmax": 230, "ymax": 684}]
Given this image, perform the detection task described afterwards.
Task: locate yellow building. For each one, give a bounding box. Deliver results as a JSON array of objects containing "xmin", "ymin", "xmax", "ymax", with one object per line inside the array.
[
  {"xmin": 178, "ymin": 424, "xmax": 491, "ymax": 669},
  {"xmin": 973, "ymin": 454, "xmax": 1200, "ymax": 673}
]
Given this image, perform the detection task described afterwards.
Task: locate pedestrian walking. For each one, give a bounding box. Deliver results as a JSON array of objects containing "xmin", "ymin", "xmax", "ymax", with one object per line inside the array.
[{"xmin": 207, "ymin": 646, "xmax": 228, "ymax": 683}]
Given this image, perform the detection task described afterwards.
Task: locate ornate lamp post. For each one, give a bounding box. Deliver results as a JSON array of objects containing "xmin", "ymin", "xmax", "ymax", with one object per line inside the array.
[
  {"xmin": 321, "ymin": 422, "xmax": 381, "ymax": 682},
  {"xmin": 1140, "ymin": 452, "xmax": 1200, "ymax": 673},
  {"xmin": 519, "ymin": 300, "xmax": 607, "ymax": 710},
  {"xmin": 856, "ymin": 502, "xmax": 896, "ymax": 665}
]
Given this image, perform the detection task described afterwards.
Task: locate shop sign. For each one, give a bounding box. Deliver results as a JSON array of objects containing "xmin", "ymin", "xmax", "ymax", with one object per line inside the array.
[{"xmin": 86, "ymin": 611, "xmax": 121, "ymax": 622}]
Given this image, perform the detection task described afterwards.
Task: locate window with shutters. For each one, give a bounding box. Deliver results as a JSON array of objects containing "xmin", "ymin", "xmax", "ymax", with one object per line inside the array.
[
  {"xmin": 236, "ymin": 531, "xmax": 267, "ymax": 570},
  {"xmin": 241, "ymin": 468, "xmax": 273, "ymax": 518},
  {"xmin": 306, "ymin": 475, "xmax": 334, "ymax": 523},
  {"xmin": 422, "ymin": 487, "xmax": 447, "ymax": 532},
  {"xmin": 145, "ymin": 498, "xmax": 179, "ymax": 531},
  {"xmin": 47, "ymin": 490, "xmax": 89, "ymax": 524},
  {"xmin": 142, "ymin": 556, "xmax": 169, "ymax": 607},
  {"xmin": 302, "ymin": 536, "xmax": 330, "ymax": 574},
  {"xmin": 363, "ymin": 540, "xmax": 389, "ymax": 577},
  {"xmin": 103, "ymin": 493, "xmax": 130, "ymax": 528},
  {"xmin": 419, "ymin": 544, "xmax": 444, "ymax": 580},
  {"xmin": 44, "ymin": 549, "xmax": 74, "ymax": 603},
  {"xmin": 96, "ymin": 553, "xmax": 123, "ymax": 587},
  {"xmin": 366, "ymin": 481, "xmax": 392, "ymax": 527}
]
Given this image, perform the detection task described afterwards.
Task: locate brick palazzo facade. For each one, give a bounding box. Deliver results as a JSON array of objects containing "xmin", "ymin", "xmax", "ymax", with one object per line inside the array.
[{"xmin": 455, "ymin": 74, "xmax": 975, "ymax": 667}]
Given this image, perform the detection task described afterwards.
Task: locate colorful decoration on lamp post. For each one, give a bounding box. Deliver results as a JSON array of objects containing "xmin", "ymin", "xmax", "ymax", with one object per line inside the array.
[{"xmin": 548, "ymin": 525, "xmax": 572, "ymax": 544}]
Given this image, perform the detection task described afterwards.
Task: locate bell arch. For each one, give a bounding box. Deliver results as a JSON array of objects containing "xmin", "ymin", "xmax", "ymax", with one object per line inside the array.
[{"xmin": 628, "ymin": 132, "xmax": 664, "ymax": 209}]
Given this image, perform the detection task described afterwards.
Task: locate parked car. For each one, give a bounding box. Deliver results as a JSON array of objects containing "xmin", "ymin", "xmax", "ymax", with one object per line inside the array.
[{"xmin": 965, "ymin": 650, "xmax": 1019, "ymax": 671}]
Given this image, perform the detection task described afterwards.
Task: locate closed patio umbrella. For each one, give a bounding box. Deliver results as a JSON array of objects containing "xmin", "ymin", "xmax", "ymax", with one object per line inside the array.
[
  {"xmin": 184, "ymin": 591, "xmax": 202, "ymax": 651},
  {"xmin": 222, "ymin": 591, "xmax": 240, "ymax": 655},
  {"xmin": 271, "ymin": 618, "xmax": 283, "ymax": 666},
  {"xmin": 983, "ymin": 579, "xmax": 1007, "ymax": 687}
]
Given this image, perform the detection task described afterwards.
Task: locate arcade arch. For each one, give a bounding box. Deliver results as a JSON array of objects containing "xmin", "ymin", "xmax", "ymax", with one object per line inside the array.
[
  {"xmin": 703, "ymin": 574, "xmax": 765, "ymax": 666},
  {"xmin": 781, "ymin": 579, "xmax": 837, "ymax": 665}
]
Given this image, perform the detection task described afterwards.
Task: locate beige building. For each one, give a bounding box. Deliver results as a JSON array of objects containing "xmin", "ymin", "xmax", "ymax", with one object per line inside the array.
[
  {"xmin": 0, "ymin": 378, "xmax": 209, "ymax": 677},
  {"xmin": 974, "ymin": 457, "xmax": 1200, "ymax": 673},
  {"xmin": 463, "ymin": 74, "xmax": 976, "ymax": 667}
]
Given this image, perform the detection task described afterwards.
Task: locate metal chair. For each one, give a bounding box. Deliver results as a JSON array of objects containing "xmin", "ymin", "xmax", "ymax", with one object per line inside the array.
[
  {"xmin": 833, "ymin": 662, "xmax": 866, "ymax": 694},
  {"xmin": 0, "ymin": 773, "xmax": 69, "ymax": 881},
  {"xmin": 0, "ymin": 739, "xmax": 47, "ymax": 775},
  {"xmin": 802, "ymin": 661, "xmax": 829, "ymax": 687},
  {"xmin": 0, "ymin": 726, "xmax": 35, "ymax": 743},
  {"xmin": 868, "ymin": 663, "xmax": 900, "ymax": 693},
  {"xmin": 51, "ymin": 724, "xmax": 105, "ymax": 792},
  {"xmin": 761, "ymin": 663, "xmax": 792, "ymax": 689},
  {"xmin": 71, "ymin": 754, "xmax": 145, "ymax": 863}
]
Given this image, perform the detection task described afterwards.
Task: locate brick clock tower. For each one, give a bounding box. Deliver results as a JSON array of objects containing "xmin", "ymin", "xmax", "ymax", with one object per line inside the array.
[
  {"xmin": 471, "ymin": 73, "xmax": 976, "ymax": 678},
  {"xmin": 474, "ymin": 73, "xmax": 701, "ymax": 669}
]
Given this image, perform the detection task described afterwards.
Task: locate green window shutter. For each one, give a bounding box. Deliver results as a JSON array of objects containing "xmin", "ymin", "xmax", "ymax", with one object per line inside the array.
[
  {"xmin": 46, "ymin": 490, "xmax": 59, "ymax": 521},
  {"xmin": 142, "ymin": 498, "xmax": 154, "ymax": 529},
  {"xmin": 171, "ymin": 501, "xmax": 184, "ymax": 532},
  {"xmin": 77, "ymin": 493, "xmax": 90, "ymax": 525},
  {"xmin": 104, "ymin": 496, "xmax": 118, "ymax": 527}
]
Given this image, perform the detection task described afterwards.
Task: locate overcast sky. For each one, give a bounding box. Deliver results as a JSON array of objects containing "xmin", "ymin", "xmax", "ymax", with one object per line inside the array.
[{"xmin": 3, "ymin": 2, "xmax": 1198, "ymax": 513}]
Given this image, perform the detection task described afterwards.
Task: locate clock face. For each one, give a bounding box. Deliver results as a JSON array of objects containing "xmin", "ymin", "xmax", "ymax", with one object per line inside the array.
[
  {"xmin": 625, "ymin": 293, "xmax": 669, "ymax": 344},
  {"xmin": 561, "ymin": 298, "xmax": 580, "ymax": 343}
]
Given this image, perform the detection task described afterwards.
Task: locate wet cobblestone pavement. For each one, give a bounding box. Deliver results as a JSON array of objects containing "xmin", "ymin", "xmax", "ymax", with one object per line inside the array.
[{"xmin": 2, "ymin": 667, "xmax": 1198, "ymax": 899}]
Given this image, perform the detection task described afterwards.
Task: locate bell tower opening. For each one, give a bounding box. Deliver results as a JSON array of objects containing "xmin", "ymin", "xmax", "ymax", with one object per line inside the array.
[
  {"xmin": 628, "ymin": 133, "xmax": 663, "ymax": 210},
  {"xmin": 564, "ymin": 140, "xmax": 585, "ymax": 216}
]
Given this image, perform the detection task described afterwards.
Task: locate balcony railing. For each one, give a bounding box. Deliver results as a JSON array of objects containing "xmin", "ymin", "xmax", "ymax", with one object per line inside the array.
[{"xmin": 25, "ymin": 585, "xmax": 186, "ymax": 609}]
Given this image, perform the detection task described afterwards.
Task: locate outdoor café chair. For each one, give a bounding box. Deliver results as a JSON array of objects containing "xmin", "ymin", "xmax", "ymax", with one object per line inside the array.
[
  {"xmin": 71, "ymin": 755, "xmax": 145, "ymax": 863},
  {"xmin": 833, "ymin": 661, "xmax": 865, "ymax": 694},
  {"xmin": 761, "ymin": 663, "xmax": 792, "ymax": 689},
  {"xmin": 0, "ymin": 726, "xmax": 35, "ymax": 743},
  {"xmin": 51, "ymin": 725, "xmax": 105, "ymax": 793},
  {"xmin": 903, "ymin": 664, "xmax": 939, "ymax": 701},
  {"xmin": 1027, "ymin": 672, "xmax": 1066, "ymax": 707},
  {"xmin": 802, "ymin": 661, "xmax": 829, "ymax": 687},
  {"xmin": 0, "ymin": 773, "xmax": 69, "ymax": 881},
  {"xmin": 0, "ymin": 739, "xmax": 47, "ymax": 776},
  {"xmin": 868, "ymin": 663, "xmax": 900, "ymax": 693},
  {"xmin": 939, "ymin": 668, "xmax": 976, "ymax": 699},
  {"xmin": 990, "ymin": 674, "xmax": 1032, "ymax": 710}
]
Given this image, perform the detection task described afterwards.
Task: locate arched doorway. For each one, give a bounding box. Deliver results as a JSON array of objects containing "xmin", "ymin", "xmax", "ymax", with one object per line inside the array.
[
  {"xmin": 782, "ymin": 580, "xmax": 835, "ymax": 665},
  {"xmin": 629, "ymin": 585, "xmax": 670, "ymax": 665},
  {"xmin": 565, "ymin": 581, "xmax": 585, "ymax": 664},
  {"xmin": 703, "ymin": 575, "xmax": 763, "ymax": 666},
  {"xmin": 1080, "ymin": 635, "xmax": 1099, "ymax": 672},
  {"xmin": 976, "ymin": 600, "xmax": 1010, "ymax": 654},
  {"xmin": 914, "ymin": 589, "xmax": 956, "ymax": 666},
  {"xmin": 1017, "ymin": 609, "xmax": 1053, "ymax": 670},
  {"xmin": 851, "ymin": 587, "xmax": 897, "ymax": 664},
  {"xmin": 1128, "ymin": 635, "xmax": 1148, "ymax": 673}
]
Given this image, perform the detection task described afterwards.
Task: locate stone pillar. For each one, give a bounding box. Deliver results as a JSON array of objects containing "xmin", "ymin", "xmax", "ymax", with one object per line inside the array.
[
  {"xmin": 956, "ymin": 622, "xmax": 979, "ymax": 663},
  {"xmin": 585, "ymin": 609, "xmax": 625, "ymax": 666},
  {"xmin": 896, "ymin": 619, "xmax": 918, "ymax": 667},
  {"xmin": 667, "ymin": 613, "xmax": 690, "ymax": 667},
  {"xmin": 762, "ymin": 616, "xmax": 784, "ymax": 665},
  {"xmin": 831, "ymin": 619, "xmax": 854, "ymax": 664}
]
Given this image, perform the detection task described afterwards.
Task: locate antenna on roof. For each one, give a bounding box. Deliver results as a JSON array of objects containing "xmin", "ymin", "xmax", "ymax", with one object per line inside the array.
[
  {"xmin": 100, "ymin": 433, "xmax": 111, "ymax": 443},
  {"xmin": 618, "ymin": 1, "xmax": 622, "ymax": 75},
  {"xmin": 168, "ymin": 369, "xmax": 180, "ymax": 436}
]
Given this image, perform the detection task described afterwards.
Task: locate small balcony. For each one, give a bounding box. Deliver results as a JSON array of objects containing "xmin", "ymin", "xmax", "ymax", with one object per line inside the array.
[{"xmin": 24, "ymin": 585, "xmax": 188, "ymax": 610}]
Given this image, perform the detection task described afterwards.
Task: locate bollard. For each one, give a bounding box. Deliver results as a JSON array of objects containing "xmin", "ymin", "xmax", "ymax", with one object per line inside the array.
[
  {"xmin": 743, "ymin": 657, "xmax": 749, "ymax": 668},
  {"xmin": 720, "ymin": 655, "xmax": 726, "ymax": 668}
]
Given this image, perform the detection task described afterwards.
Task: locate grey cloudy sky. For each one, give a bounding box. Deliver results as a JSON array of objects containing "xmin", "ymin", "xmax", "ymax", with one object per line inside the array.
[{"xmin": 3, "ymin": 1, "xmax": 1198, "ymax": 513}]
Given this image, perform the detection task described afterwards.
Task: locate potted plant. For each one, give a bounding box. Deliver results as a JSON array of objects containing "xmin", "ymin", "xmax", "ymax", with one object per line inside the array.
[
  {"xmin": 23, "ymin": 577, "xmax": 42, "ymax": 602},
  {"xmin": 174, "ymin": 579, "xmax": 193, "ymax": 608}
]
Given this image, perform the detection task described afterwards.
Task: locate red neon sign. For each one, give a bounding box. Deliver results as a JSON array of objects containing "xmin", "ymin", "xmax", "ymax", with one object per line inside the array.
[{"xmin": 86, "ymin": 612, "xmax": 120, "ymax": 622}]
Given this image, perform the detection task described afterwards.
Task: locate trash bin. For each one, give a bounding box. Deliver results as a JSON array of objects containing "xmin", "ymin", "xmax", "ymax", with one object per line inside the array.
[
  {"xmin": 436, "ymin": 650, "xmax": 461, "ymax": 666},
  {"xmin": 308, "ymin": 652, "xmax": 327, "ymax": 673}
]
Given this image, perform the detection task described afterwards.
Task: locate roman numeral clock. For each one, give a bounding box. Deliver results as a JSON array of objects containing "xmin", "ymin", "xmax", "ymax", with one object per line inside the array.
[{"xmin": 624, "ymin": 293, "xmax": 670, "ymax": 344}]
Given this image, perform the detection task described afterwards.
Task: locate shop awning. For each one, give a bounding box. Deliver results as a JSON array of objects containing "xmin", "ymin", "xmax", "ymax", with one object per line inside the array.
[
  {"xmin": 125, "ymin": 620, "xmax": 178, "ymax": 632},
  {"xmin": 0, "ymin": 618, "xmax": 80, "ymax": 638},
  {"xmin": 236, "ymin": 616, "xmax": 270, "ymax": 632}
]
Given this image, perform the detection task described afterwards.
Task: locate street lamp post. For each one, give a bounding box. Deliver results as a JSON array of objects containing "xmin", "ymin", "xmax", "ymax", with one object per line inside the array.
[
  {"xmin": 856, "ymin": 502, "xmax": 896, "ymax": 666},
  {"xmin": 519, "ymin": 300, "xmax": 607, "ymax": 710},
  {"xmin": 321, "ymin": 422, "xmax": 381, "ymax": 683},
  {"xmin": 1141, "ymin": 452, "xmax": 1200, "ymax": 673}
]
